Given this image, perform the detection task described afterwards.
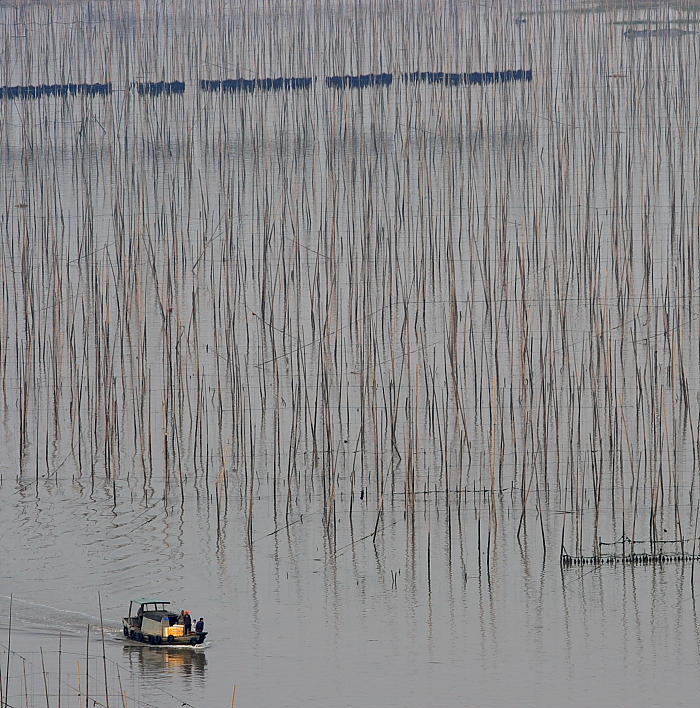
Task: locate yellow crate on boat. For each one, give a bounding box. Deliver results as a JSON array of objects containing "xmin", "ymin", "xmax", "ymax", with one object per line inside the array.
[{"xmin": 166, "ymin": 624, "xmax": 184, "ymax": 638}]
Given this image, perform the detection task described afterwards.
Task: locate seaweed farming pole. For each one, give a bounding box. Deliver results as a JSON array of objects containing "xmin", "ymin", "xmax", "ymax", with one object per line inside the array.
[
  {"xmin": 85, "ymin": 625, "xmax": 89, "ymax": 708},
  {"xmin": 3, "ymin": 0, "xmax": 700, "ymax": 584},
  {"xmin": 98, "ymin": 593, "xmax": 110, "ymax": 708},
  {"xmin": 22, "ymin": 658, "xmax": 28, "ymax": 708},
  {"xmin": 4, "ymin": 595, "xmax": 10, "ymax": 708},
  {"xmin": 116, "ymin": 665, "xmax": 127, "ymax": 708},
  {"xmin": 58, "ymin": 633, "xmax": 62, "ymax": 708},
  {"xmin": 40, "ymin": 647, "xmax": 49, "ymax": 708}
]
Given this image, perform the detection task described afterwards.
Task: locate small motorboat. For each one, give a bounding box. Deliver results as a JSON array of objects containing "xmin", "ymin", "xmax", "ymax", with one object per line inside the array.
[{"xmin": 122, "ymin": 598, "xmax": 207, "ymax": 646}]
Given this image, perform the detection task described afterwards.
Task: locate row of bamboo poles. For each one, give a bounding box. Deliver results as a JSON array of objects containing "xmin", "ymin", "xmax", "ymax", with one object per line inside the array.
[{"xmin": 1, "ymin": 1, "xmax": 698, "ymax": 568}]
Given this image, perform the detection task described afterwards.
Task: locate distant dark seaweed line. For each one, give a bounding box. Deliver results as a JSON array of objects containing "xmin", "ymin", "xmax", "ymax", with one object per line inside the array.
[
  {"xmin": 204, "ymin": 68, "xmax": 533, "ymax": 92},
  {"xmin": 0, "ymin": 82, "xmax": 111, "ymax": 99},
  {"xmin": 201, "ymin": 76, "xmax": 313, "ymax": 92},
  {"xmin": 0, "ymin": 69, "xmax": 531, "ymax": 100},
  {"xmin": 134, "ymin": 80, "xmax": 186, "ymax": 95}
]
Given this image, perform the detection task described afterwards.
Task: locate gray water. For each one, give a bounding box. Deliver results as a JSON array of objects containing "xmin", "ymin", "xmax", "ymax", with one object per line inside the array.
[
  {"xmin": 2, "ymin": 0, "xmax": 700, "ymax": 706},
  {"xmin": 4, "ymin": 504, "xmax": 700, "ymax": 708}
]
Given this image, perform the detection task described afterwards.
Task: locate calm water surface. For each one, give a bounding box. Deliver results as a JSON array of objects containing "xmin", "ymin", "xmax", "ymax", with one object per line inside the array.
[{"xmin": 3, "ymin": 489, "xmax": 700, "ymax": 707}]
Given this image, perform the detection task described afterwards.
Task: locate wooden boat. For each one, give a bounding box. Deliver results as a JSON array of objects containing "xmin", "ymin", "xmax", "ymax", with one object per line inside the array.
[{"xmin": 122, "ymin": 599, "xmax": 207, "ymax": 646}]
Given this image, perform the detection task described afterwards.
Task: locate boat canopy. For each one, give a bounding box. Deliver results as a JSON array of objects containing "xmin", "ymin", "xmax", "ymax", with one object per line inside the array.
[{"xmin": 131, "ymin": 598, "xmax": 171, "ymax": 605}]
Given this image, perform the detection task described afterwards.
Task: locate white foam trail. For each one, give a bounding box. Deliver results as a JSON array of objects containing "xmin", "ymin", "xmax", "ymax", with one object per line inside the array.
[{"xmin": 0, "ymin": 595, "xmax": 120, "ymax": 625}]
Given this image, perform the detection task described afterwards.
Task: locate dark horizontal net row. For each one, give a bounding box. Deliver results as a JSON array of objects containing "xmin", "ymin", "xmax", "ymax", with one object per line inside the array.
[
  {"xmin": 135, "ymin": 81, "xmax": 186, "ymax": 96},
  {"xmin": 562, "ymin": 553, "xmax": 700, "ymax": 566},
  {"xmin": 200, "ymin": 77, "xmax": 314, "ymax": 92},
  {"xmin": 403, "ymin": 69, "xmax": 532, "ymax": 85},
  {"xmin": 0, "ymin": 69, "xmax": 532, "ymax": 100},
  {"xmin": 0, "ymin": 82, "xmax": 112, "ymax": 99},
  {"xmin": 201, "ymin": 68, "xmax": 531, "ymax": 92},
  {"xmin": 325, "ymin": 73, "xmax": 393, "ymax": 88}
]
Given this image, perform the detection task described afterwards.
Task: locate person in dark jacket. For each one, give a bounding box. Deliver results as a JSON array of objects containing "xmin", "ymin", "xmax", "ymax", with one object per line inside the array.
[
  {"xmin": 195, "ymin": 618, "xmax": 204, "ymax": 634},
  {"xmin": 183, "ymin": 611, "xmax": 192, "ymax": 634}
]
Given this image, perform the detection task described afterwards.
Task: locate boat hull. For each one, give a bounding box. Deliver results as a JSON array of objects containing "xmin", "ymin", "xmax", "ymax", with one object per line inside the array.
[{"xmin": 122, "ymin": 625, "xmax": 207, "ymax": 646}]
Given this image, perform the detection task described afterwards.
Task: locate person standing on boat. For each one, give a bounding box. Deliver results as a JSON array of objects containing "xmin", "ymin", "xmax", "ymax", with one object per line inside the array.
[
  {"xmin": 195, "ymin": 617, "xmax": 204, "ymax": 634},
  {"xmin": 184, "ymin": 611, "xmax": 192, "ymax": 634}
]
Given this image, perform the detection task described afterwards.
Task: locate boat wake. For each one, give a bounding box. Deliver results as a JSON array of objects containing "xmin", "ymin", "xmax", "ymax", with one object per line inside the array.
[{"xmin": 0, "ymin": 595, "xmax": 121, "ymax": 636}]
